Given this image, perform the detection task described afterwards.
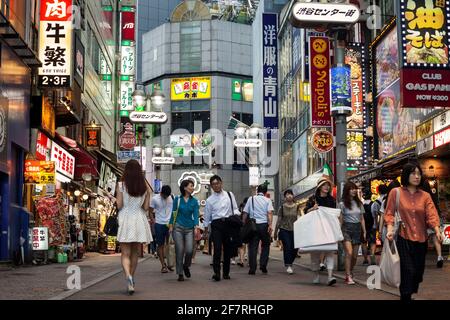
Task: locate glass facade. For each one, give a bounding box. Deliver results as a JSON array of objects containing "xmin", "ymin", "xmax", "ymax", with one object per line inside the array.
[{"xmin": 180, "ymin": 21, "xmax": 202, "ymax": 72}]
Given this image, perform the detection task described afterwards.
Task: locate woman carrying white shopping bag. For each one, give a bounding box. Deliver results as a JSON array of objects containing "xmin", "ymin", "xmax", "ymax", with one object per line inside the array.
[{"xmin": 384, "ymin": 163, "xmax": 442, "ymax": 301}]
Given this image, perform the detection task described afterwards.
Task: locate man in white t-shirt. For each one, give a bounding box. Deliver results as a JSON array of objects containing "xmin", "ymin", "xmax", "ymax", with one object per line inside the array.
[{"xmin": 149, "ymin": 185, "xmax": 173, "ymax": 273}]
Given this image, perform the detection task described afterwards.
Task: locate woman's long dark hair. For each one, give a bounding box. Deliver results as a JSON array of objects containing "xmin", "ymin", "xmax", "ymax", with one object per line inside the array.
[
  {"xmin": 179, "ymin": 179, "xmax": 194, "ymax": 197},
  {"xmin": 121, "ymin": 160, "xmax": 147, "ymax": 197},
  {"xmin": 343, "ymin": 181, "xmax": 362, "ymax": 209}
]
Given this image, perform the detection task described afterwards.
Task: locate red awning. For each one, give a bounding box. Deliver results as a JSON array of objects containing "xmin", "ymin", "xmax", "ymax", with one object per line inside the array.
[{"xmin": 71, "ymin": 147, "xmax": 99, "ymax": 181}]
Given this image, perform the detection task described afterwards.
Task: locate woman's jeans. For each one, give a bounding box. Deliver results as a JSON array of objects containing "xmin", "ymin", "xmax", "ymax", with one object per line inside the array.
[
  {"xmin": 278, "ymin": 229, "xmax": 298, "ymax": 266},
  {"xmin": 172, "ymin": 224, "xmax": 194, "ymax": 275}
]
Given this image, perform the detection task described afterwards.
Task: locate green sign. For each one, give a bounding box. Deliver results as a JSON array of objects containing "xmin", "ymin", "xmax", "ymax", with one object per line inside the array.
[
  {"xmin": 120, "ymin": 111, "xmax": 129, "ymax": 117},
  {"xmin": 231, "ymin": 79, "xmax": 253, "ymax": 102}
]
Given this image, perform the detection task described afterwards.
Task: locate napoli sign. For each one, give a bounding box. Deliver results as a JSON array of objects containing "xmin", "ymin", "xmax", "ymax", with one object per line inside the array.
[
  {"xmin": 152, "ymin": 157, "xmax": 175, "ymax": 164},
  {"xmin": 129, "ymin": 111, "xmax": 168, "ymax": 124},
  {"xmin": 233, "ymin": 139, "xmax": 263, "ymax": 148},
  {"xmin": 291, "ymin": 2, "xmax": 360, "ymax": 28}
]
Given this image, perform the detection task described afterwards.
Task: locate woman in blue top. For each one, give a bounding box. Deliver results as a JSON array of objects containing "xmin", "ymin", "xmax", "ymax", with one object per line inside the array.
[{"xmin": 169, "ymin": 179, "xmax": 200, "ymax": 281}]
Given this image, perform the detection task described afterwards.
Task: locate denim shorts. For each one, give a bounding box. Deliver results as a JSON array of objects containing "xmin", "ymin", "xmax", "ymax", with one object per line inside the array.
[
  {"xmin": 154, "ymin": 223, "xmax": 169, "ymax": 246},
  {"xmin": 342, "ymin": 222, "xmax": 362, "ymax": 245}
]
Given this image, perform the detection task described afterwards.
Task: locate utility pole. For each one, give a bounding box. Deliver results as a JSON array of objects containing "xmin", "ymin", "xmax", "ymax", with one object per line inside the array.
[{"xmin": 331, "ymin": 28, "xmax": 351, "ymax": 271}]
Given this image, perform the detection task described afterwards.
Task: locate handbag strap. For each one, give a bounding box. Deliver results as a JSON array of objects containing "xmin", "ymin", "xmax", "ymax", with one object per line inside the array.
[
  {"xmin": 251, "ymin": 196, "xmax": 255, "ymax": 219},
  {"xmin": 173, "ymin": 196, "xmax": 181, "ymax": 226},
  {"xmin": 227, "ymin": 191, "xmax": 235, "ymax": 216}
]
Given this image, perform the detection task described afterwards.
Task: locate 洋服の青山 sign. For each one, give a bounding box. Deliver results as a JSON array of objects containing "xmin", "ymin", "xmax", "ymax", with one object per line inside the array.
[
  {"xmin": 400, "ymin": 69, "xmax": 450, "ymax": 107},
  {"xmin": 311, "ymin": 130, "xmax": 333, "ymax": 154},
  {"xmin": 290, "ymin": 2, "xmax": 360, "ymax": 28},
  {"xmin": 310, "ymin": 37, "xmax": 332, "ymax": 128},
  {"xmin": 397, "ymin": 0, "xmax": 450, "ymax": 108}
]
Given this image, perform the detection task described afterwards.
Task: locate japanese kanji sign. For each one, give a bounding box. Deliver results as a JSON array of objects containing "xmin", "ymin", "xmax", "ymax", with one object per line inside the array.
[
  {"xmin": 121, "ymin": 45, "xmax": 136, "ymax": 76},
  {"xmin": 84, "ymin": 126, "xmax": 101, "ymax": 151},
  {"xmin": 24, "ymin": 161, "xmax": 55, "ymax": 185},
  {"xmin": 120, "ymin": 80, "xmax": 135, "ymax": 110},
  {"xmin": 291, "ymin": 2, "xmax": 360, "ymax": 28},
  {"xmin": 51, "ymin": 141, "xmax": 75, "ymax": 179},
  {"xmin": 345, "ymin": 44, "xmax": 366, "ymax": 130},
  {"xmin": 399, "ymin": 0, "xmax": 450, "ymax": 67},
  {"xmin": 32, "ymin": 227, "xmax": 49, "ymax": 251},
  {"xmin": 310, "ymin": 37, "xmax": 331, "ymax": 128},
  {"xmin": 171, "ymin": 78, "xmax": 211, "ymax": 101},
  {"xmin": 263, "ymin": 13, "xmax": 279, "ymax": 130},
  {"xmin": 38, "ymin": 0, "xmax": 73, "ymax": 88}
]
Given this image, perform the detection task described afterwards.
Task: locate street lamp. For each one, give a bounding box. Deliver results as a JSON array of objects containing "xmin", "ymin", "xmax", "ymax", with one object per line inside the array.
[
  {"xmin": 233, "ymin": 123, "xmax": 264, "ymax": 190},
  {"xmin": 130, "ymin": 89, "xmax": 168, "ymax": 124}
]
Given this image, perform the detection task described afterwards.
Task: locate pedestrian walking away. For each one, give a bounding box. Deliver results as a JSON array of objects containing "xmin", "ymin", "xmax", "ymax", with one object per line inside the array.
[
  {"xmin": 385, "ymin": 163, "xmax": 442, "ymax": 301},
  {"xmin": 304, "ymin": 177, "xmax": 338, "ymax": 286},
  {"xmin": 203, "ymin": 175, "xmax": 241, "ymax": 281},
  {"xmin": 169, "ymin": 180, "xmax": 200, "ymax": 282},
  {"xmin": 243, "ymin": 184, "xmax": 274, "ymax": 275},
  {"xmin": 149, "ymin": 185, "xmax": 174, "ymax": 273},
  {"xmin": 115, "ymin": 160, "xmax": 153, "ymax": 295},
  {"xmin": 339, "ymin": 181, "xmax": 366, "ymax": 285},
  {"xmin": 274, "ymin": 190, "xmax": 301, "ymax": 275},
  {"xmin": 367, "ymin": 184, "xmax": 388, "ymax": 265}
]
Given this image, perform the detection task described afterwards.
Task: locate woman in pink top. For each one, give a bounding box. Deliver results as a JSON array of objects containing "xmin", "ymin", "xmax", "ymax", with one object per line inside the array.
[{"xmin": 385, "ymin": 163, "xmax": 442, "ymax": 301}]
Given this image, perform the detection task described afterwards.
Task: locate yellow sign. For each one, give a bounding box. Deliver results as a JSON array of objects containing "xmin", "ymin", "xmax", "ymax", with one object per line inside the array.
[
  {"xmin": 171, "ymin": 77, "xmax": 211, "ymax": 101},
  {"xmin": 24, "ymin": 160, "xmax": 55, "ymax": 184}
]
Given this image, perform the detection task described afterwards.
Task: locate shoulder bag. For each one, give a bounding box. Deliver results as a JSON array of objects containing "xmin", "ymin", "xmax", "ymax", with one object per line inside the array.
[
  {"xmin": 240, "ymin": 196, "xmax": 257, "ymax": 243},
  {"xmin": 226, "ymin": 191, "xmax": 243, "ymax": 228}
]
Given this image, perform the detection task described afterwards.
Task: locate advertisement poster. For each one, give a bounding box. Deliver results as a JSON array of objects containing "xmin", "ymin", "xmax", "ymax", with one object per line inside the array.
[
  {"xmin": 400, "ymin": 0, "xmax": 449, "ymax": 66},
  {"xmin": 170, "ymin": 134, "xmax": 193, "ymax": 157},
  {"xmin": 375, "ymin": 27, "xmax": 399, "ymax": 94},
  {"xmin": 171, "ymin": 78, "xmax": 211, "ymax": 101},
  {"xmin": 331, "ymin": 65, "xmax": 352, "ymax": 113},
  {"xmin": 24, "ymin": 160, "xmax": 56, "ymax": 184},
  {"xmin": 345, "ymin": 44, "xmax": 365, "ymax": 130},
  {"xmin": 310, "ymin": 37, "xmax": 332, "ymax": 127},
  {"xmin": 347, "ymin": 131, "xmax": 364, "ymax": 162},
  {"xmin": 232, "ymin": 79, "xmax": 254, "ymax": 102},
  {"xmin": 293, "ymin": 132, "xmax": 308, "ymax": 183},
  {"xmin": 377, "ymin": 80, "xmax": 434, "ymax": 158}
]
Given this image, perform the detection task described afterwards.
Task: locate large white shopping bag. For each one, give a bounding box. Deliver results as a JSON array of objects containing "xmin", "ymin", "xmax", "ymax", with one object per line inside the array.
[
  {"xmin": 294, "ymin": 206, "xmax": 343, "ymax": 249},
  {"xmin": 380, "ymin": 240, "xmax": 401, "ymax": 288},
  {"xmin": 298, "ymin": 242, "xmax": 338, "ymax": 253}
]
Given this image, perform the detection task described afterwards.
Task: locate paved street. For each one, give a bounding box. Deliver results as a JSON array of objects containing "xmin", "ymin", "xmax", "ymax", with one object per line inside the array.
[
  {"xmin": 1, "ymin": 244, "xmax": 448, "ymax": 300},
  {"xmin": 66, "ymin": 249, "xmax": 395, "ymax": 300}
]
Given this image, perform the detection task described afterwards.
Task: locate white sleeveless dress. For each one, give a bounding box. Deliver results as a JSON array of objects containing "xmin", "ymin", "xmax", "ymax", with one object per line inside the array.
[{"xmin": 117, "ymin": 183, "xmax": 153, "ymax": 243}]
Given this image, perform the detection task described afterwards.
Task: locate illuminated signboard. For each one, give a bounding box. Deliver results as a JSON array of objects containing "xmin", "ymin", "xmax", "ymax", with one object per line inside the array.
[
  {"xmin": 171, "ymin": 77, "xmax": 211, "ymax": 101},
  {"xmin": 38, "ymin": 0, "xmax": 73, "ymax": 88}
]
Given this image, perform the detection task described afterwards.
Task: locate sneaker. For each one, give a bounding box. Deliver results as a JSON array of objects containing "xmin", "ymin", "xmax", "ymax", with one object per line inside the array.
[
  {"xmin": 345, "ymin": 275, "xmax": 355, "ymax": 285},
  {"xmin": 362, "ymin": 260, "xmax": 369, "ymax": 266},
  {"xmin": 231, "ymin": 259, "xmax": 236, "ymax": 265},
  {"xmin": 223, "ymin": 274, "xmax": 231, "ymax": 280},
  {"xmin": 260, "ymin": 267, "xmax": 268, "ymax": 274},
  {"xmin": 161, "ymin": 266, "xmax": 168, "ymax": 273},
  {"xmin": 237, "ymin": 262, "xmax": 244, "ymax": 267},
  {"xmin": 286, "ymin": 266, "xmax": 293, "ymax": 274},
  {"xmin": 437, "ymin": 256, "xmax": 444, "ymax": 268},
  {"xmin": 327, "ymin": 277, "xmax": 337, "ymax": 286},
  {"xmin": 319, "ymin": 263, "xmax": 326, "ymax": 271},
  {"xmin": 313, "ymin": 274, "xmax": 320, "ymax": 284},
  {"xmin": 248, "ymin": 270, "xmax": 256, "ymax": 275},
  {"xmin": 178, "ymin": 275, "xmax": 185, "ymax": 282}
]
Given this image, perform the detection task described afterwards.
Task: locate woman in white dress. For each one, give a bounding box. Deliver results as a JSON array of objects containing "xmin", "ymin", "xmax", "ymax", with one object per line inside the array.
[{"xmin": 116, "ymin": 160, "xmax": 152, "ymax": 295}]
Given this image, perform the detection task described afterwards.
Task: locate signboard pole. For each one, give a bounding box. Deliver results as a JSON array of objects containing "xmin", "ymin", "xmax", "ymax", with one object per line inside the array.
[{"xmin": 333, "ymin": 34, "xmax": 351, "ymax": 272}]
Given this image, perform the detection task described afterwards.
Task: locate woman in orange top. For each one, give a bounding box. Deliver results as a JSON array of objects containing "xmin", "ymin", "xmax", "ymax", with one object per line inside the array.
[{"xmin": 385, "ymin": 163, "xmax": 442, "ymax": 301}]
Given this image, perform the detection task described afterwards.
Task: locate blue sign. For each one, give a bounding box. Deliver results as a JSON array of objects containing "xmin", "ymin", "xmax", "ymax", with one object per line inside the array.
[
  {"xmin": 154, "ymin": 179, "xmax": 161, "ymax": 194},
  {"xmin": 331, "ymin": 65, "xmax": 352, "ymax": 113},
  {"xmin": 292, "ymin": 28, "xmax": 301, "ymax": 74},
  {"xmin": 263, "ymin": 13, "xmax": 278, "ymax": 130},
  {"xmin": 117, "ymin": 151, "xmax": 141, "ymax": 163}
]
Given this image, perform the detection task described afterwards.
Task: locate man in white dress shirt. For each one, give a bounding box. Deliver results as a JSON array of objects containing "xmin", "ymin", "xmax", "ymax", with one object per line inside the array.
[
  {"xmin": 204, "ymin": 175, "xmax": 240, "ymax": 281},
  {"xmin": 243, "ymin": 184, "xmax": 274, "ymax": 275},
  {"xmin": 149, "ymin": 185, "xmax": 173, "ymax": 273}
]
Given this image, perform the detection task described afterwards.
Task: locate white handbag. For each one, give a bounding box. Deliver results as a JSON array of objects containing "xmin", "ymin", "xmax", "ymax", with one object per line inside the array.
[
  {"xmin": 380, "ymin": 239, "xmax": 401, "ymax": 288},
  {"xmin": 380, "ymin": 188, "xmax": 401, "ymax": 288}
]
